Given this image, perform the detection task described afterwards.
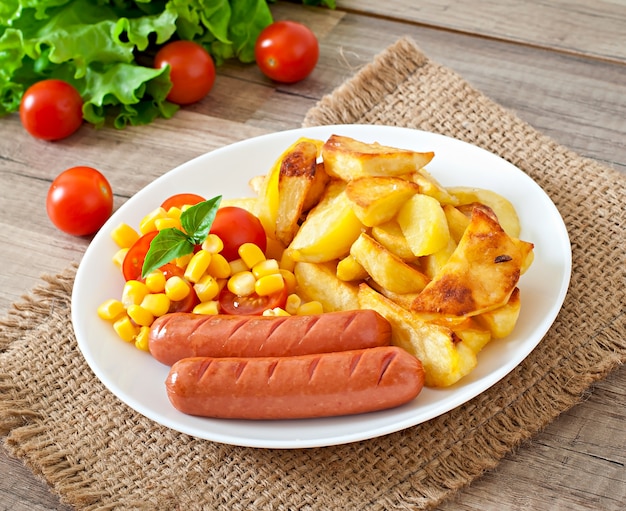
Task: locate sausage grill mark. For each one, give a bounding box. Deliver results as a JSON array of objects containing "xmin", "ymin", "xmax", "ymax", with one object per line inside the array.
[
  {"xmin": 377, "ymin": 351, "xmax": 397, "ymax": 385},
  {"xmin": 307, "ymin": 356, "xmax": 321, "ymax": 381},
  {"xmin": 348, "ymin": 351, "xmax": 364, "ymax": 377},
  {"xmin": 197, "ymin": 358, "xmax": 213, "ymax": 382}
]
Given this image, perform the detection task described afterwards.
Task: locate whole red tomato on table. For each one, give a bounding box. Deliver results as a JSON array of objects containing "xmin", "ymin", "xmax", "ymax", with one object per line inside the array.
[
  {"xmin": 46, "ymin": 166, "xmax": 113, "ymax": 236},
  {"xmin": 20, "ymin": 79, "xmax": 83, "ymax": 141},
  {"xmin": 154, "ymin": 40, "xmax": 216, "ymax": 105},
  {"xmin": 255, "ymin": 21, "xmax": 319, "ymax": 83}
]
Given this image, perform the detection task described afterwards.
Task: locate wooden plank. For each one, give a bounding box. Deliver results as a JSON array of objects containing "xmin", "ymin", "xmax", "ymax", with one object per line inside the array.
[{"xmin": 336, "ymin": 0, "xmax": 626, "ymax": 63}]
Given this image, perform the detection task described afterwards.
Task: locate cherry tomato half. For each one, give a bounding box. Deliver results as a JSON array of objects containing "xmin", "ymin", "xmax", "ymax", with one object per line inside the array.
[
  {"xmin": 218, "ymin": 286, "xmax": 287, "ymax": 316},
  {"xmin": 122, "ymin": 231, "xmax": 158, "ymax": 281},
  {"xmin": 46, "ymin": 166, "xmax": 113, "ymax": 236},
  {"xmin": 160, "ymin": 193, "xmax": 205, "ymax": 211},
  {"xmin": 255, "ymin": 21, "xmax": 319, "ymax": 83},
  {"xmin": 209, "ymin": 206, "xmax": 267, "ymax": 261},
  {"xmin": 154, "ymin": 40, "xmax": 216, "ymax": 105},
  {"xmin": 20, "ymin": 79, "xmax": 83, "ymax": 141}
]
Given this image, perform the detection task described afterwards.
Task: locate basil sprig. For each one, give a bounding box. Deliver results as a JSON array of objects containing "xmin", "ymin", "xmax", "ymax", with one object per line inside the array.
[{"xmin": 141, "ymin": 195, "xmax": 222, "ymax": 279}]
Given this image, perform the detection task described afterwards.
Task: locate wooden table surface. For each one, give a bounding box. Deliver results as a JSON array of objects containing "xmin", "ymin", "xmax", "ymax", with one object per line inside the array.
[{"xmin": 1, "ymin": 1, "xmax": 624, "ymax": 509}]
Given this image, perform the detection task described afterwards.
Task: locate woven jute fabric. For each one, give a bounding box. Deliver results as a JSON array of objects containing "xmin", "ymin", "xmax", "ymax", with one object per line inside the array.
[{"xmin": 1, "ymin": 37, "xmax": 625, "ymax": 511}]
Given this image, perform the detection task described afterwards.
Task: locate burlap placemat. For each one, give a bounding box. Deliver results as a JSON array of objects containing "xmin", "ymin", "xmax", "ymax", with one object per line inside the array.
[{"xmin": 1, "ymin": 37, "xmax": 625, "ymax": 511}]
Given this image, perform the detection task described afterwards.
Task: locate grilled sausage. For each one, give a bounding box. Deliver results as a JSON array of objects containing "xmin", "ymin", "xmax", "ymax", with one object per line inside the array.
[
  {"xmin": 165, "ymin": 346, "xmax": 424, "ymax": 420},
  {"xmin": 149, "ymin": 309, "xmax": 391, "ymax": 366}
]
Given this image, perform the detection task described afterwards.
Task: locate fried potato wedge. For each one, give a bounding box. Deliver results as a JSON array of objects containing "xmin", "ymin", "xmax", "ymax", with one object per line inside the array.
[
  {"xmin": 447, "ymin": 186, "xmax": 521, "ymax": 238},
  {"xmin": 286, "ymin": 180, "xmax": 364, "ymax": 263},
  {"xmin": 294, "ymin": 261, "xmax": 359, "ymax": 311},
  {"xmin": 411, "ymin": 204, "xmax": 532, "ymax": 316},
  {"xmin": 275, "ymin": 140, "xmax": 328, "ymax": 246},
  {"xmin": 406, "ymin": 169, "xmax": 459, "ymax": 205},
  {"xmin": 397, "ymin": 193, "xmax": 451, "ymax": 257},
  {"xmin": 371, "ymin": 221, "xmax": 419, "ymax": 262},
  {"xmin": 336, "ymin": 254, "xmax": 369, "ymax": 281},
  {"xmin": 442, "ymin": 204, "xmax": 471, "ymax": 244},
  {"xmin": 475, "ymin": 287, "xmax": 521, "ymax": 338},
  {"xmin": 358, "ymin": 284, "xmax": 478, "ymax": 387},
  {"xmin": 321, "ymin": 134, "xmax": 434, "ymax": 181},
  {"xmin": 219, "ymin": 197, "xmax": 261, "ymax": 216},
  {"xmin": 350, "ymin": 233, "xmax": 430, "ymax": 294},
  {"xmin": 345, "ymin": 176, "xmax": 419, "ymax": 227}
]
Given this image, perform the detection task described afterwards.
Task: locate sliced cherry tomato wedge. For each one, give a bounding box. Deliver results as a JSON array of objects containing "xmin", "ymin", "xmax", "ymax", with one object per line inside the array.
[
  {"xmin": 122, "ymin": 231, "xmax": 158, "ymax": 281},
  {"xmin": 218, "ymin": 286, "xmax": 287, "ymax": 316},
  {"xmin": 161, "ymin": 193, "xmax": 205, "ymax": 211}
]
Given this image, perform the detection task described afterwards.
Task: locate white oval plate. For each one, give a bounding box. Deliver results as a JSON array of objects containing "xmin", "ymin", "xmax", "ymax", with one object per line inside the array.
[{"xmin": 72, "ymin": 124, "xmax": 571, "ymax": 449}]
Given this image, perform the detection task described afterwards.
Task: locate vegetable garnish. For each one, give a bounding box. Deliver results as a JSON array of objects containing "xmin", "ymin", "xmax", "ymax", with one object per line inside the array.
[{"xmin": 141, "ymin": 195, "xmax": 221, "ymax": 278}]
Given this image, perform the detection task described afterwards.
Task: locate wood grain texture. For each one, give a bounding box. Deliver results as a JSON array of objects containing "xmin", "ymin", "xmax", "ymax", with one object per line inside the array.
[{"xmin": 1, "ymin": 1, "xmax": 624, "ymax": 510}]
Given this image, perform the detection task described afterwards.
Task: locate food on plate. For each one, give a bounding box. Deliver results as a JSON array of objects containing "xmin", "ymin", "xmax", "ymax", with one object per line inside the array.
[
  {"xmin": 165, "ymin": 346, "xmax": 425, "ymax": 419},
  {"xmin": 148, "ymin": 309, "xmax": 391, "ymax": 366},
  {"xmin": 46, "ymin": 166, "xmax": 113, "ymax": 236},
  {"xmin": 98, "ymin": 131, "xmax": 535, "ymax": 416},
  {"xmin": 255, "ymin": 20, "xmax": 319, "ymax": 83}
]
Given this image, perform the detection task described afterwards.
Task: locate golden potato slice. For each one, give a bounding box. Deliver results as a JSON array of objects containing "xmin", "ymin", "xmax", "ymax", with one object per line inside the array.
[
  {"xmin": 357, "ymin": 283, "xmax": 478, "ymax": 387},
  {"xmin": 302, "ymin": 162, "xmax": 330, "ymax": 212},
  {"xmin": 371, "ymin": 221, "xmax": 418, "ymax": 262},
  {"xmin": 257, "ymin": 137, "xmax": 323, "ymax": 239},
  {"xmin": 336, "ymin": 254, "xmax": 369, "ymax": 281},
  {"xmin": 345, "ymin": 176, "xmax": 419, "ymax": 227},
  {"xmin": 397, "ymin": 194, "xmax": 451, "ymax": 257},
  {"xmin": 321, "ymin": 134, "xmax": 434, "ymax": 181},
  {"xmin": 411, "ymin": 204, "xmax": 532, "ymax": 317},
  {"xmin": 286, "ymin": 180, "xmax": 365, "ymax": 263},
  {"xmin": 406, "ymin": 169, "xmax": 459, "ymax": 205},
  {"xmin": 294, "ymin": 261, "xmax": 359, "ymax": 311},
  {"xmin": 350, "ymin": 233, "xmax": 430, "ymax": 294},
  {"xmin": 447, "ymin": 186, "xmax": 521, "ymax": 238},
  {"xmin": 275, "ymin": 140, "xmax": 326, "ymax": 246},
  {"xmin": 475, "ymin": 287, "xmax": 521, "ymax": 338},
  {"xmin": 442, "ymin": 204, "xmax": 471, "ymax": 244},
  {"xmin": 422, "ymin": 237, "xmax": 457, "ymax": 280},
  {"xmin": 449, "ymin": 318, "xmax": 492, "ymax": 353},
  {"xmin": 219, "ymin": 197, "xmax": 261, "ymax": 216}
]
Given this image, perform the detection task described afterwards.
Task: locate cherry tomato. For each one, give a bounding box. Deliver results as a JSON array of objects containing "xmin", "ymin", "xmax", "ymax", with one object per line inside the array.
[
  {"xmin": 122, "ymin": 231, "xmax": 159, "ymax": 281},
  {"xmin": 255, "ymin": 21, "xmax": 319, "ymax": 83},
  {"xmin": 209, "ymin": 207, "xmax": 267, "ymax": 260},
  {"xmin": 218, "ymin": 286, "xmax": 287, "ymax": 316},
  {"xmin": 154, "ymin": 40, "xmax": 216, "ymax": 105},
  {"xmin": 20, "ymin": 79, "xmax": 83, "ymax": 141},
  {"xmin": 160, "ymin": 193, "xmax": 205, "ymax": 211},
  {"xmin": 46, "ymin": 166, "xmax": 113, "ymax": 236}
]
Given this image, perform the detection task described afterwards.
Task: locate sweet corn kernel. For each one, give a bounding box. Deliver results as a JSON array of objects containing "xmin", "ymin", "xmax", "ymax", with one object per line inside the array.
[
  {"xmin": 228, "ymin": 258, "xmax": 248, "ymax": 275},
  {"xmin": 144, "ymin": 270, "xmax": 166, "ymax": 293},
  {"xmin": 140, "ymin": 293, "xmax": 170, "ymax": 317},
  {"xmin": 165, "ymin": 206, "xmax": 182, "ymax": 220},
  {"xmin": 111, "ymin": 223, "xmax": 140, "ymax": 249},
  {"xmin": 113, "ymin": 315, "xmax": 139, "ymax": 342},
  {"xmin": 165, "ymin": 276, "xmax": 191, "ymax": 301},
  {"xmin": 192, "ymin": 301, "xmax": 220, "ymax": 315},
  {"xmin": 254, "ymin": 273, "xmax": 284, "ymax": 296},
  {"xmin": 227, "ymin": 271, "xmax": 256, "ymax": 296},
  {"xmin": 201, "ymin": 234, "xmax": 224, "ymax": 254},
  {"xmin": 285, "ymin": 294, "xmax": 302, "ymax": 315},
  {"xmin": 134, "ymin": 326, "xmax": 151, "ymax": 352},
  {"xmin": 122, "ymin": 280, "xmax": 150, "ymax": 307},
  {"xmin": 127, "ymin": 304, "xmax": 154, "ymax": 327},
  {"xmin": 279, "ymin": 250, "xmax": 296, "ymax": 272},
  {"xmin": 252, "ymin": 258, "xmax": 280, "ymax": 279},
  {"xmin": 208, "ymin": 253, "xmax": 231, "ymax": 279},
  {"xmin": 155, "ymin": 217, "xmax": 181, "ymax": 231},
  {"xmin": 194, "ymin": 274, "xmax": 220, "ymax": 302},
  {"xmin": 112, "ymin": 248, "xmax": 129, "ymax": 269},
  {"xmin": 239, "ymin": 243, "xmax": 266, "ymax": 269},
  {"xmin": 279, "ymin": 269, "xmax": 297, "ymax": 295},
  {"xmin": 175, "ymin": 253, "xmax": 193, "ymax": 269},
  {"xmin": 97, "ymin": 299, "xmax": 126, "ymax": 321},
  {"xmin": 297, "ymin": 301, "xmax": 324, "ymax": 316},
  {"xmin": 139, "ymin": 207, "xmax": 167, "ymax": 234},
  {"xmin": 184, "ymin": 250, "xmax": 212, "ymax": 283},
  {"xmin": 262, "ymin": 307, "xmax": 290, "ymax": 317}
]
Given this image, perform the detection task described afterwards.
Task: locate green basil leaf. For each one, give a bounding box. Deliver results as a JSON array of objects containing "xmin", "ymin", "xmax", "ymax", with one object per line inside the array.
[
  {"xmin": 180, "ymin": 195, "xmax": 222, "ymax": 244},
  {"xmin": 141, "ymin": 228, "xmax": 194, "ymax": 278}
]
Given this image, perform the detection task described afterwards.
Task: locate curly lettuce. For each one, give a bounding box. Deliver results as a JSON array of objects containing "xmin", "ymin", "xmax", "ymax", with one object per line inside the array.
[{"xmin": 0, "ymin": 0, "xmax": 279, "ymax": 127}]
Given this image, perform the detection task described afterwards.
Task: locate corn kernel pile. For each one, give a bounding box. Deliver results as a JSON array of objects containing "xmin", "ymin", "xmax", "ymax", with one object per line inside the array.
[{"xmin": 98, "ymin": 202, "xmax": 323, "ymax": 352}]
